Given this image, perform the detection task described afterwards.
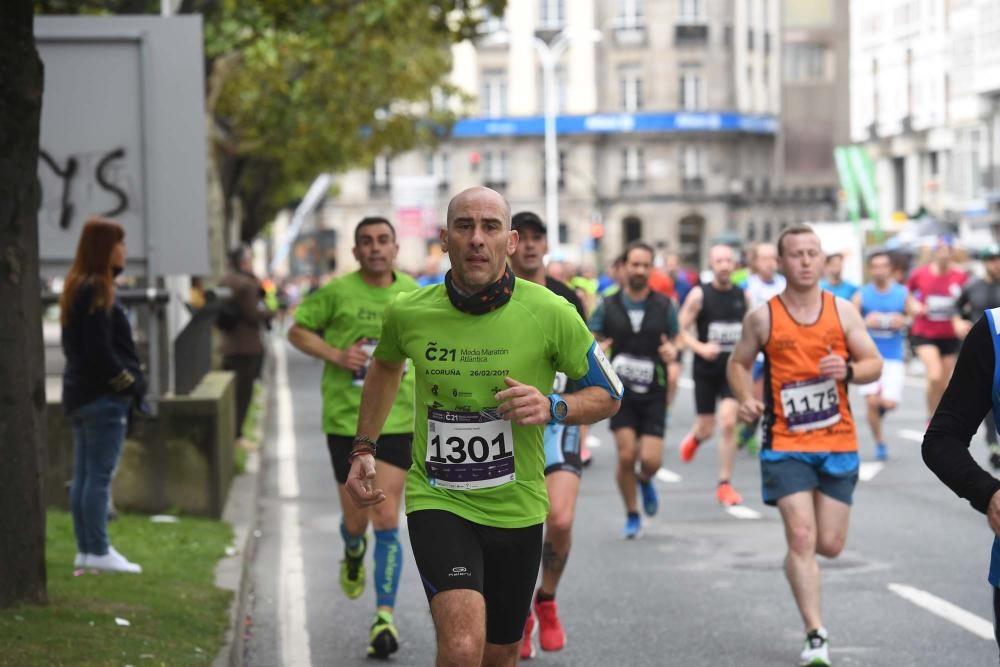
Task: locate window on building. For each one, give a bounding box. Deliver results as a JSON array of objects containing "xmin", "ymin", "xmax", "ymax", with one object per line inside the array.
[
  {"xmin": 426, "ymin": 151, "xmax": 450, "ymax": 189},
  {"xmin": 558, "ymin": 222, "xmax": 569, "ymax": 244},
  {"xmin": 540, "ymin": 0, "xmax": 564, "ymax": 29},
  {"xmin": 763, "ymin": 221, "xmax": 773, "ymax": 241},
  {"xmin": 678, "ymin": 0, "xmax": 703, "ymax": 22},
  {"xmin": 370, "ymin": 155, "xmax": 390, "ymax": 193},
  {"xmin": 619, "ymin": 64, "xmax": 643, "ymax": 111},
  {"xmin": 892, "ymin": 156, "xmax": 905, "ymax": 211},
  {"xmin": 678, "ymin": 214, "xmax": 704, "ymax": 267},
  {"xmin": 679, "ymin": 67, "xmax": 704, "ymax": 110},
  {"xmin": 480, "ymin": 69, "xmax": 507, "ymax": 117},
  {"xmin": 623, "ymin": 216, "xmax": 643, "ymax": 244},
  {"xmin": 784, "ymin": 43, "xmax": 829, "ymax": 83},
  {"xmin": 746, "ymin": 220, "xmax": 756, "ymax": 241},
  {"xmin": 622, "ymin": 147, "xmax": 645, "ymax": 183},
  {"xmin": 682, "ymin": 146, "xmax": 702, "ymax": 179},
  {"xmin": 538, "ymin": 65, "xmax": 567, "ymax": 114},
  {"xmin": 617, "ymin": 0, "xmax": 645, "ymax": 27},
  {"xmin": 483, "ymin": 150, "xmax": 508, "ymax": 187}
]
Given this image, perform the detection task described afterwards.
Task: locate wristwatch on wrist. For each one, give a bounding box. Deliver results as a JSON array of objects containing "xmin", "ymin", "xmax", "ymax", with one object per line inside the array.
[{"xmin": 549, "ymin": 393, "xmax": 569, "ymax": 423}]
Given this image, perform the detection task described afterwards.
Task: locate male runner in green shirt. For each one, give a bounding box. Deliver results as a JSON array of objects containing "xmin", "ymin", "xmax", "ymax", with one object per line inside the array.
[
  {"xmin": 345, "ymin": 187, "xmax": 622, "ymax": 666},
  {"xmin": 287, "ymin": 216, "xmax": 417, "ymax": 659}
]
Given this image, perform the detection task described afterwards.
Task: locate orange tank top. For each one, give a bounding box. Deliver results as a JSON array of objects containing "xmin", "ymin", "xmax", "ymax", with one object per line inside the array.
[{"xmin": 763, "ymin": 291, "xmax": 856, "ymax": 453}]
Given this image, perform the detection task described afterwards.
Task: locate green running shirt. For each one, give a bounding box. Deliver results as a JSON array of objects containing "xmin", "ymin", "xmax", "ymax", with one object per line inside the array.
[
  {"xmin": 294, "ymin": 271, "xmax": 418, "ymax": 436},
  {"xmin": 374, "ymin": 278, "xmax": 595, "ymax": 528}
]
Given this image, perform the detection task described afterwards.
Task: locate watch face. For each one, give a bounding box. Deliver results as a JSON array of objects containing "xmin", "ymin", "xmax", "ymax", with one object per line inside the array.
[{"xmin": 555, "ymin": 400, "xmax": 568, "ymax": 420}]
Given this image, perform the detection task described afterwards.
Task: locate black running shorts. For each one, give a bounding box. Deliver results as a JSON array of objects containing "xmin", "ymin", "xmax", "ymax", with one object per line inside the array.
[
  {"xmin": 693, "ymin": 371, "xmax": 735, "ymax": 415},
  {"xmin": 407, "ymin": 509, "xmax": 543, "ymax": 645},
  {"xmin": 326, "ymin": 433, "xmax": 412, "ymax": 485},
  {"xmin": 910, "ymin": 335, "xmax": 961, "ymax": 358},
  {"xmin": 609, "ymin": 389, "xmax": 667, "ymax": 438}
]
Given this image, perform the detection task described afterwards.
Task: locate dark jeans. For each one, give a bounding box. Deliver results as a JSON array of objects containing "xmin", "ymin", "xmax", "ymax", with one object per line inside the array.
[
  {"xmin": 224, "ymin": 353, "xmax": 262, "ymax": 438},
  {"xmin": 70, "ymin": 395, "xmax": 130, "ymax": 556}
]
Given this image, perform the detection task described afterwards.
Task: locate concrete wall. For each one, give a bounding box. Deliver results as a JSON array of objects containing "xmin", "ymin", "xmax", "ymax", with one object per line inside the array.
[{"xmin": 46, "ymin": 371, "xmax": 237, "ymax": 518}]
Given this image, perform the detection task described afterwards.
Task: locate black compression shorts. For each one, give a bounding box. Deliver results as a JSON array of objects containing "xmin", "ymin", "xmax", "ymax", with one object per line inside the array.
[
  {"xmin": 910, "ymin": 335, "xmax": 961, "ymax": 357},
  {"xmin": 610, "ymin": 389, "xmax": 667, "ymax": 438},
  {"xmin": 407, "ymin": 509, "xmax": 543, "ymax": 645},
  {"xmin": 326, "ymin": 433, "xmax": 412, "ymax": 485},
  {"xmin": 693, "ymin": 372, "xmax": 735, "ymax": 415}
]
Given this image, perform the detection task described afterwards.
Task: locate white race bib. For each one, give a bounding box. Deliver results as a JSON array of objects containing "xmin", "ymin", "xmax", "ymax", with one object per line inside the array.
[
  {"xmin": 351, "ymin": 338, "xmax": 379, "ymax": 387},
  {"xmin": 925, "ymin": 295, "xmax": 957, "ymax": 322},
  {"xmin": 780, "ymin": 377, "xmax": 841, "ymax": 432},
  {"xmin": 707, "ymin": 322, "xmax": 742, "ymax": 352},
  {"xmin": 426, "ymin": 408, "xmax": 515, "ymax": 490},
  {"xmin": 611, "ymin": 353, "xmax": 656, "ymax": 393}
]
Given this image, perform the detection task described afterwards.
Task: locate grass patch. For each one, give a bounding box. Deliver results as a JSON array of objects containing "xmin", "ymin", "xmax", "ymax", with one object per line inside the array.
[{"xmin": 0, "ymin": 511, "xmax": 233, "ymax": 667}]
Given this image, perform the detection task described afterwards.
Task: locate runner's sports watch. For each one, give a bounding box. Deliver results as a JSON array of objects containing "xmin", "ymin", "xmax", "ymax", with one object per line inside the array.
[{"xmin": 549, "ymin": 393, "xmax": 568, "ymax": 423}]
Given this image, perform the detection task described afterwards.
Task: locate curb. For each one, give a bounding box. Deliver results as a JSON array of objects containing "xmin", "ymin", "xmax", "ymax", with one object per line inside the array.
[{"xmin": 213, "ymin": 354, "xmax": 273, "ymax": 667}]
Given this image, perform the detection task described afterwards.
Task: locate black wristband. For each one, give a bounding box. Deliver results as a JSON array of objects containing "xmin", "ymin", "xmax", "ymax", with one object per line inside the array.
[{"xmin": 844, "ymin": 363, "xmax": 854, "ymax": 384}]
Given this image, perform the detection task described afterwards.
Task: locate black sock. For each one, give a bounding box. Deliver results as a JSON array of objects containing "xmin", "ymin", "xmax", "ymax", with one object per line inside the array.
[
  {"xmin": 627, "ymin": 511, "xmax": 639, "ymax": 520},
  {"xmin": 536, "ymin": 589, "xmax": 555, "ymax": 603},
  {"xmin": 718, "ymin": 479, "xmax": 730, "ymax": 487}
]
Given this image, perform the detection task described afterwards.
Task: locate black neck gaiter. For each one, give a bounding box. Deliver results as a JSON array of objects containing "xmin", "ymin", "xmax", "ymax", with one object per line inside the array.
[{"xmin": 445, "ymin": 265, "xmax": 516, "ymax": 315}]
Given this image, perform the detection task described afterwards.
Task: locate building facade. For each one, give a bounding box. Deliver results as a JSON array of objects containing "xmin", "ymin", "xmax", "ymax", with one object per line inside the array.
[
  {"xmin": 851, "ymin": 0, "xmax": 1000, "ymax": 228},
  {"xmin": 322, "ymin": 0, "xmax": 831, "ymax": 274}
]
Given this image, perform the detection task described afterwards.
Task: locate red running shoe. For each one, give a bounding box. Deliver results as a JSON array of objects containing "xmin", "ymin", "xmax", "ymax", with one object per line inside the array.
[
  {"xmin": 520, "ymin": 611, "xmax": 536, "ymax": 660},
  {"xmin": 679, "ymin": 433, "xmax": 700, "ymax": 463},
  {"xmin": 716, "ymin": 481, "xmax": 743, "ymax": 506},
  {"xmin": 535, "ymin": 597, "xmax": 566, "ymax": 652}
]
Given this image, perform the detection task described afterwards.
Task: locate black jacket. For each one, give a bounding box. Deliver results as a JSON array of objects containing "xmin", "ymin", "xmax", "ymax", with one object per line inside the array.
[{"xmin": 61, "ymin": 281, "xmax": 145, "ymax": 414}]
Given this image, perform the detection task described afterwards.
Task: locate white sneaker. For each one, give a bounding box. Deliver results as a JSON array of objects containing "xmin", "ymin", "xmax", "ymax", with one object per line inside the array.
[
  {"xmin": 799, "ymin": 628, "xmax": 830, "ymax": 666},
  {"xmin": 74, "ymin": 553, "xmax": 88, "ymax": 568},
  {"xmin": 87, "ymin": 547, "xmax": 142, "ymax": 574}
]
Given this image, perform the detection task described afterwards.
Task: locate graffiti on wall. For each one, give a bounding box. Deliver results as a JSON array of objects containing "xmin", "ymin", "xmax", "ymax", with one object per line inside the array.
[{"xmin": 38, "ymin": 147, "xmax": 138, "ymax": 232}]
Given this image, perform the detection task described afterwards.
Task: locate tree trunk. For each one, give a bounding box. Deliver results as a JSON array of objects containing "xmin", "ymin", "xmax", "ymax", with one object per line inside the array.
[{"xmin": 0, "ymin": 1, "xmax": 49, "ymax": 607}]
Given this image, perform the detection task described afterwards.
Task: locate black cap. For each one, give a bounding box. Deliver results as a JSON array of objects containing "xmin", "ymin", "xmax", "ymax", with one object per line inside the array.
[{"xmin": 512, "ymin": 211, "xmax": 547, "ymax": 234}]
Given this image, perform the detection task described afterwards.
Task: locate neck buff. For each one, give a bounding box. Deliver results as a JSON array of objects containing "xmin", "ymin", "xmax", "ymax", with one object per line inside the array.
[{"xmin": 445, "ymin": 265, "xmax": 515, "ymax": 315}]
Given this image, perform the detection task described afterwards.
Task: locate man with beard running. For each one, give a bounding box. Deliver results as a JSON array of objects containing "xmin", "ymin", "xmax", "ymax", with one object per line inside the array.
[
  {"xmin": 345, "ymin": 187, "xmax": 622, "ymax": 666},
  {"xmin": 676, "ymin": 244, "xmax": 748, "ymax": 506},
  {"xmin": 589, "ymin": 242, "xmax": 679, "ymax": 539},
  {"xmin": 728, "ymin": 225, "xmax": 881, "ymax": 666},
  {"xmin": 508, "ymin": 211, "xmax": 587, "ymax": 659},
  {"xmin": 287, "ymin": 217, "xmax": 418, "ymax": 658}
]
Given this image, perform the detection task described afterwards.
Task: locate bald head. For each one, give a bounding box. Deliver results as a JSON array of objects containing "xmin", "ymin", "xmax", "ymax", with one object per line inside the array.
[
  {"xmin": 447, "ymin": 186, "xmax": 511, "ymax": 230},
  {"xmin": 708, "ymin": 244, "xmax": 736, "ymax": 285}
]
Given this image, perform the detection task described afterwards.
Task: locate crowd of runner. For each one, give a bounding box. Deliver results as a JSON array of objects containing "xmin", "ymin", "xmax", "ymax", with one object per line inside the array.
[{"xmin": 282, "ymin": 186, "xmax": 1000, "ymax": 666}]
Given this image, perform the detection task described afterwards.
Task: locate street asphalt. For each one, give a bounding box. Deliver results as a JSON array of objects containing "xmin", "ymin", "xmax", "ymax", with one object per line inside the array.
[{"xmin": 244, "ymin": 340, "xmax": 1000, "ymax": 666}]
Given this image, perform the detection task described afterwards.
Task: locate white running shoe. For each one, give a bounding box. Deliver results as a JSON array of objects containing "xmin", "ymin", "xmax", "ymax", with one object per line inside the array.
[
  {"xmin": 799, "ymin": 628, "xmax": 830, "ymax": 666},
  {"xmin": 87, "ymin": 546, "xmax": 142, "ymax": 574},
  {"xmin": 74, "ymin": 553, "xmax": 88, "ymax": 568}
]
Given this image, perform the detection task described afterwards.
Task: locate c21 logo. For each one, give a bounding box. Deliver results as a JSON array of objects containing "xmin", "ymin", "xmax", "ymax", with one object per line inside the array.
[{"xmin": 424, "ymin": 341, "xmax": 457, "ymax": 362}]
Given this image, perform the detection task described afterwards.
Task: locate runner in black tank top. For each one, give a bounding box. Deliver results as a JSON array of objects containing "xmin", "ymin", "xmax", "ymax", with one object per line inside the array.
[{"xmin": 677, "ymin": 244, "xmax": 749, "ymax": 506}]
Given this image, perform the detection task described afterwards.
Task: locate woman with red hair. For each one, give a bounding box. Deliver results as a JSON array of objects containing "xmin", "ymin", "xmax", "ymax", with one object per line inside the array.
[{"xmin": 60, "ymin": 217, "xmax": 144, "ymax": 574}]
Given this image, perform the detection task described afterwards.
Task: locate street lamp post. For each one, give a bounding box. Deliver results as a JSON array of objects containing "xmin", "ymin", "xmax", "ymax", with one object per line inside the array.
[{"xmin": 485, "ymin": 28, "xmax": 602, "ymax": 252}]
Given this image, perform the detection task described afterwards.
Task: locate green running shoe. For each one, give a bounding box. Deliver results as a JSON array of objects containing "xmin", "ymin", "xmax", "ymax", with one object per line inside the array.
[
  {"xmin": 340, "ymin": 536, "xmax": 367, "ymax": 600},
  {"xmin": 367, "ymin": 610, "xmax": 399, "ymax": 659}
]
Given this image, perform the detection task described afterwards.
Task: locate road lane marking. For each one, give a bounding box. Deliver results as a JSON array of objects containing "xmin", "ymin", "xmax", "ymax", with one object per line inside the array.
[
  {"xmin": 858, "ymin": 462, "xmax": 884, "ymax": 482},
  {"xmin": 274, "ymin": 343, "xmax": 313, "ymax": 667},
  {"xmin": 888, "ymin": 583, "xmax": 994, "ymax": 640},
  {"xmin": 725, "ymin": 506, "xmax": 762, "ymax": 520},
  {"xmin": 899, "ymin": 429, "xmax": 925, "ymax": 443},
  {"xmin": 678, "ymin": 377, "xmax": 694, "ymax": 389},
  {"xmin": 656, "ymin": 468, "xmax": 683, "ymax": 483}
]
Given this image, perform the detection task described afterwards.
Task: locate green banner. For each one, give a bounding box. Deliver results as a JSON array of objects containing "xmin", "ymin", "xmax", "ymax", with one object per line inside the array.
[
  {"xmin": 834, "ymin": 147, "xmax": 861, "ymax": 225},
  {"xmin": 848, "ymin": 145, "xmax": 881, "ymax": 240}
]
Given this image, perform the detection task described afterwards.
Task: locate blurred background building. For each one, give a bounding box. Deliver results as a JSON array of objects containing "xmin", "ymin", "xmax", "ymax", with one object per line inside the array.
[
  {"xmin": 271, "ymin": 0, "xmax": 855, "ymax": 276},
  {"xmin": 851, "ymin": 0, "xmax": 1000, "ymax": 230}
]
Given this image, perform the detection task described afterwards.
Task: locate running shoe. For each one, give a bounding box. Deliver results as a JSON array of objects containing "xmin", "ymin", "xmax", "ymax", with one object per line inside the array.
[
  {"xmin": 520, "ymin": 612, "xmax": 537, "ymax": 660},
  {"xmin": 639, "ymin": 478, "xmax": 659, "ymax": 516},
  {"xmin": 623, "ymin": 513, "xmax": 641, "ymax": 540},
  {"xmin": 990, "ymin": 445, "xmax": 1000, "ymax": 470},
  {"xmin": 367, "ymin": 610, "xmax": 399, "ymax": 659},
  {"xmin": 340, "ymin": 536, "xmax": 367, "ymax": 600},
  {"xmin": 534, "ymin": 597, "xmax": 566, "ymax": 652},
  {"xmin": 716, "ymin": 481, "xmax": 743, "ymax": 506},
  {"xmin": 874, "ymin": 443, "xmax": 888, "ymax": 462},
  {"xmin": 799, "ymin": 628, "xmax": 830, "ymax": 667},
  {"xmin": 679, "ymin": 433, "xmax": 700, "ymax": 462}
]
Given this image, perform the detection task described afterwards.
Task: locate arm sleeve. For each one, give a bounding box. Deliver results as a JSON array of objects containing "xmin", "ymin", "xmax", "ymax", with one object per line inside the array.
[
  {"xmin": 293, "ymin": 285, "xmax": 332, "ymax": 331},
  {"xmin": 956, "ymin": 286, "xmax": 972, "ymax": 320},
  {"xmin": 372, "ymin": 297, "xmax": 407, "ymax": 363},
  {"xmin": 921, "ymin": 317, "xmax": 1000, "ymax": 513},
  {"xmin": 666, "ymin": 301, "xmax": 679, "ymax": 338},
  {"xmin": 79, "ymin": 289, "xmax": 134, "ymax": 392},
  {"xmin": 554, "ymin": 301, "xmax": 598, "ymax": 381}
]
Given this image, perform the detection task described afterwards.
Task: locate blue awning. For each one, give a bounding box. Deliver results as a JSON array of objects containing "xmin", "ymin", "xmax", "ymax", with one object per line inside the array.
[{"xmin": 451, "ymin": 111, "xmax": 778, "ymax": 138}]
